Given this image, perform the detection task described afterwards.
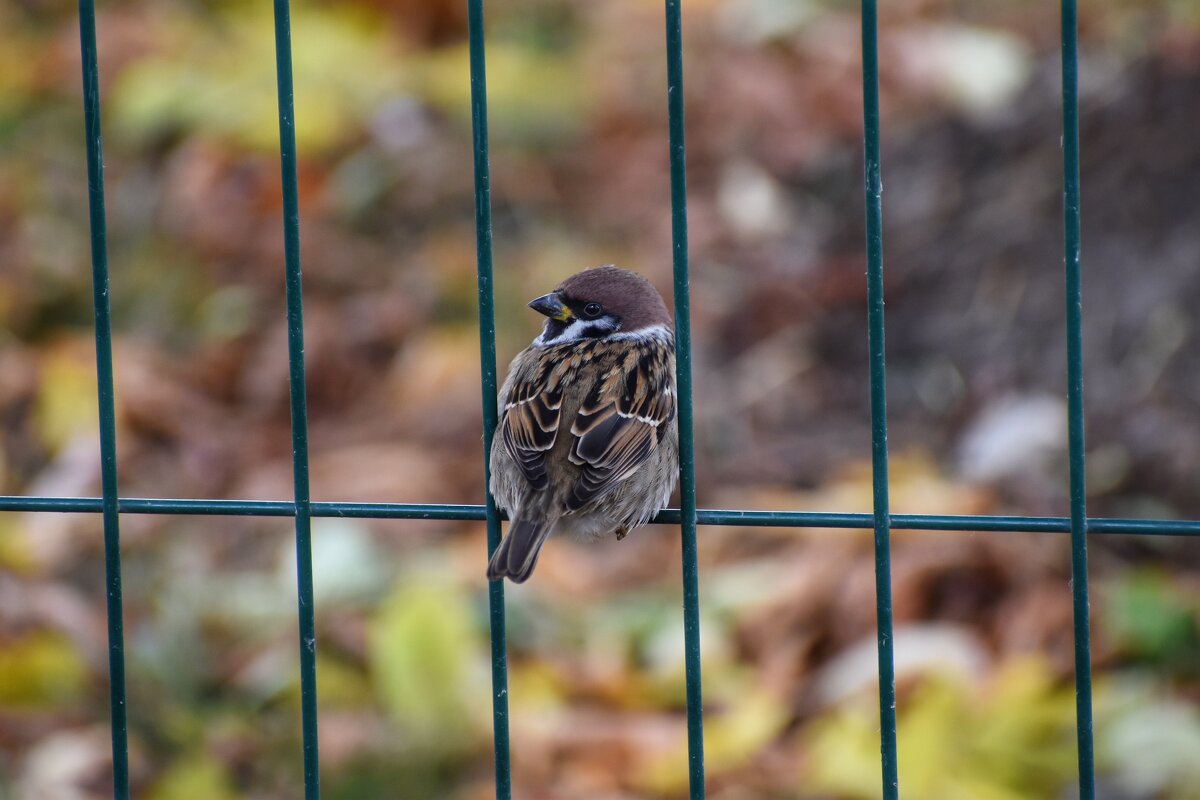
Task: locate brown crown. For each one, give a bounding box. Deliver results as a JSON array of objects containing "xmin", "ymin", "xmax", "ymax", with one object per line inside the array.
[{"xmin": 556, "ymin": 265, "xmax": 672, "ymax": 331}]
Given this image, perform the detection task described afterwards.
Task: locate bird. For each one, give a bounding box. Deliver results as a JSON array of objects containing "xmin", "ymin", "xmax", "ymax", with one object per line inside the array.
[{"xmin": 487, "ymin": 265, "xmax": 679, "ymax": 583}]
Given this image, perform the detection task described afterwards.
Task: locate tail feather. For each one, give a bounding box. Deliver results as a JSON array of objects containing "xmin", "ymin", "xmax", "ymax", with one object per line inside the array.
[{"xmin": 487, "ymin": 516, "xmax": 554, "ymax": 583}]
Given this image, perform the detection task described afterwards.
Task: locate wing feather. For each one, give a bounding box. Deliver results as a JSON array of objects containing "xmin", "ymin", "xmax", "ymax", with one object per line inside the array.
[
  {"xmin": 566, "ymin": 348, "xmax": 675, "ymax": 511},
  {"xmin": 499, "ymin": 367, "xmax": 562, "ymax": 491}
]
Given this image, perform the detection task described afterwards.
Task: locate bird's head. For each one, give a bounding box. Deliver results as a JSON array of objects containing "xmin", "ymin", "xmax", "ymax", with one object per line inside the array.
[{"xmin": 529, "ymin": 265, "xmax": 672, "ymax": 346}]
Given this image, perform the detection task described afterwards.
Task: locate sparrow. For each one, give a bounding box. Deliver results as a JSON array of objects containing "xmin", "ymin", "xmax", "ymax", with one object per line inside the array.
[{"xmin": 487, "ymin": 265, "xmax": 679, "ymax": 583}]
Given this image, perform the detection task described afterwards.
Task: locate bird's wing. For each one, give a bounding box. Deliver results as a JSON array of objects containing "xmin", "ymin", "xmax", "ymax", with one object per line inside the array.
[
  {"xmin": 498, "ymin": 358, "xmax": 564, "ymax": 492},
  {"xmin": 566, "ymin": 348, "xmax": 675, "ymax": 511}
]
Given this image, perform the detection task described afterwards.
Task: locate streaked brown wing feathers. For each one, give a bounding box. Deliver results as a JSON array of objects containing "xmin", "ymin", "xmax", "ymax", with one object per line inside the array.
[
  {"xmin": 566, "ymin": 347, "xmax": 674, "ymax": 511},
  {"xmin": 500, "ymin": 374, "xmax": 562, "ymax": 491}
]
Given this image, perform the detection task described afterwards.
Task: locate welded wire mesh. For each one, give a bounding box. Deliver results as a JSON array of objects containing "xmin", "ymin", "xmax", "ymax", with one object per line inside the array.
[{"xmin": 3, "ymin": 0, "xmax": 1174, "ymax": 797}]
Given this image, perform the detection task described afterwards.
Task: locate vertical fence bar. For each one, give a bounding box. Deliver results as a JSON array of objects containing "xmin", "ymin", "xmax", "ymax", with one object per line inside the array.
[
  {"xmin": 1060, "ymin": 1, "xmax": 1095, "ymax": 797},
  {"xmin": 465, "ymin": 1, "xmax": 512, "ymax": 797},
  {"xmin": 76, "ymin": 3, "xmax": 130, "ymax": 797},
  {"xmin": 663, "ymin": 2, "xmax": 706, "ymax": 798},
  {"xmin": 860, "ymin": 2, "xmax": 899, "ymax": 797},
  {"xmin": 270, "ymin": 2, "xmax": 321, "ymax": 797}
]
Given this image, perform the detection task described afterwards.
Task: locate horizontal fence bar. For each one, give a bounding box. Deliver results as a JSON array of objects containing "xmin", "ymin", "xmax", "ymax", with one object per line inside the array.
[{"xmin": 3, "ymin": 496, "xmax": 1199, "ymax": 535}]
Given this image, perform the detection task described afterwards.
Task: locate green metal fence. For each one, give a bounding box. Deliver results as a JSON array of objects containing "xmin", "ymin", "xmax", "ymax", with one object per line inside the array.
[{"xmin": 3, "ymin": 0, "xmax": 1198, "ymax": 798}]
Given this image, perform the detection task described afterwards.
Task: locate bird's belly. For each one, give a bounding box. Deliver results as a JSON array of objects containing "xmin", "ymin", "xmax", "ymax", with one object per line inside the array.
[{"xmin": 554, "ymin": 512, "xmax": 621, "ymax": 541}]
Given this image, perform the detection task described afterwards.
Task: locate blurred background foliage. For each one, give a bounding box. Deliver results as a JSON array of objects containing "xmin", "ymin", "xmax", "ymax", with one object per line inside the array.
[{"xmin": 2, "ymin": 0, "xmax": 1200, "ymax": 798}]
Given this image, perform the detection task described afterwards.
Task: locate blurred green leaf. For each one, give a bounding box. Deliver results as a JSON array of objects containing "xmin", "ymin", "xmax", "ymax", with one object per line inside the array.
[
  {"xmin": 327, "ymin": 753, "xmax": 469, "ymax": 800},
  {"xmin": 367, "ymin": 576, "xmax": 486, "ymax": 748},
  {"xmin": 1104, "ymin": 571, "xmax": 1200, "ymax": 674}
]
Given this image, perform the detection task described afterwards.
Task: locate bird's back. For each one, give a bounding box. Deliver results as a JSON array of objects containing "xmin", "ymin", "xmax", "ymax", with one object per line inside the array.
[{"xmin": 489, "ymin": 335, "xmax": 677, "ymax": 536}]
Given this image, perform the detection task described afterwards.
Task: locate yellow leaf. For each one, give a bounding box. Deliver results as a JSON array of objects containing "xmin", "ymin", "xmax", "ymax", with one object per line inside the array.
[
  {"xmin": 637, "ymin": 688, "xmax": 789, "ymax": 794},
  {"xmin": 33, "ymin": 344, "xmax": 98, "ymax": 452},
  {"xmin": 416, "ymin": 43, "xmax": 588, "ymax": 144},
  {"xmin": 314, "ymin": 653, "xmax": 374, "ymax": 709},
  {"xmin": 0, "ymin": 631, "xmax": 88, "ymax": 709},
  {"xmin": 801, "ymin": 658, "xmax": 1078, "ymax": 799},
  {"xmin": 111, "ymin": 6, "xmax": 405, "ymax": 154},
  {"xmin": 0, "ymin": 516, "xmax": 35, "ymax": 573},
  {"xmin": 148, "ymin": 755, "xmax": 240, "ymax": 800}
]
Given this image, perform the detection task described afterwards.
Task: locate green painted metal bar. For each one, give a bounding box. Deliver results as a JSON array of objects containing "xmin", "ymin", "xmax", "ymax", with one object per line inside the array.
[
  {"xmin": 269, "ymin": 1, "xmax": 321, "ymax": 796},
  {"xmin": 860, "ymin": 1, "xmax": 899, "ymax": 797},
  {"xmin": 663, "ymin": 1, "xmax": 706, "ymax": 797},
  {"xmin": 44, "ymin": 4, "xmax": 1187, "ymax": 800},
  {"xmin": 465, "ymin": 1, "xmax": 512, "ymax": 796},
  {"xmin": 5, "ymin": 496, "xmax": 1200, "ymax": 537},
  {"xmin": 1060, "ymin": 0, "xmax": 1095, "ymax": 796},
  {"xmin": 75, "ymin": 3, "xmax": 130, "ymax": 797}
]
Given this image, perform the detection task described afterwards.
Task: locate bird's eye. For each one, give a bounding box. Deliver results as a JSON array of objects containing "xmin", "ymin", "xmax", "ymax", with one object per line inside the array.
[{"xmin": 583, "ymin": 303, "xmax": 603, "ymax": 318}]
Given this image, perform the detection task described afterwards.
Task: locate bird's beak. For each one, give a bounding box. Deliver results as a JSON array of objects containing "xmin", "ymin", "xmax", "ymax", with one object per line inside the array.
[{"xmin": 528, "ymin": 292, "xmax": 572, "ymax": 321}]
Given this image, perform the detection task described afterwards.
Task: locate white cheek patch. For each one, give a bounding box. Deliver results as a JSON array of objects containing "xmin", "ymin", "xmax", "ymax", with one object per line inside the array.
[
  {"xmin": 535, "ymin": 317, "xmax": 618, "ymax": 346},
  {"xmin": 534, "ymin": 321, "xmax": 673, "ymax": 347},
  {"xmin": 605, "ymin": 324, "xmax": 672, "ymax": 344}
]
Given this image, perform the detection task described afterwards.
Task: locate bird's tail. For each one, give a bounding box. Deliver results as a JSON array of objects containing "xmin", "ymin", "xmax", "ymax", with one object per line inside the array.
[{"xmin": 487, "ymin": 514, "xmax": 554, "ymax": 583}]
